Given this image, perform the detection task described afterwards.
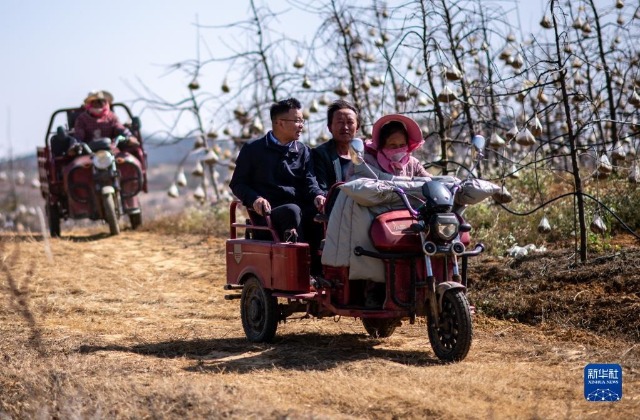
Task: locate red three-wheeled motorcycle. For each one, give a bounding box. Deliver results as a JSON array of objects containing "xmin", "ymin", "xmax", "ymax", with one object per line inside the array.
[
  {"xmin": 37, "ymin": 104, "xmax": 147, "ymax": 236},
  {"xmin": 224, "ymin": 137, "xmax": 492, "ymax": 362}
]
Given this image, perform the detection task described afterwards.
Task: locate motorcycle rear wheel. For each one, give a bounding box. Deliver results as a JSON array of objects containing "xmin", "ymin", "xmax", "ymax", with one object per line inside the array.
[
  {"xmin": 427, "ymin": 289, "xmax": 472, "ymax": 362},
  {"xmin": 129, "ymin": 212, "xmax": 142, "ymax": 230},
  {"xmin": 241, "ymin": 277, "xmax": 278, "ymax": 343},
  {"xmin": 362, "ymin": 318, "xmax": 402, "ymax": 338},
  {"xmin": 47, "ymin": 202, "xmax": 61, "ymax": 237},
  {"xmin": 103, "ymin": 193, "xmax": 120, "ymax": 236}
]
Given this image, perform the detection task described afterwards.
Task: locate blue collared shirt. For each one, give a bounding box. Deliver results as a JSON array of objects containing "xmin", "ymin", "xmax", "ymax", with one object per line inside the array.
[
  {"xmin": 267, "ymin": 130, "xmax": 280, "ymax": 145},
  {"xmin": 267, "ymin": 130, "xmax": 299, "ymax": 153}
]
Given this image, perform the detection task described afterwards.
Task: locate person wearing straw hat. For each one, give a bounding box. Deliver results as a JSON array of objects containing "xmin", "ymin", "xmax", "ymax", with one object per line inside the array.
[{"xmin": 73, "ymin": 90, "xmax": 139, "ymax": 147}]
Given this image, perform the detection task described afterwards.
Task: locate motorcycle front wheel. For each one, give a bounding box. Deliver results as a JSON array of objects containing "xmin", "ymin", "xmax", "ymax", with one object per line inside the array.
[
  {"xmin": 103, "ymin": 193, "xmax": 120, "ymax": 236},
  {"xmin": 427, "ymin": 289, "xmax": 472, "ymax": 362}
]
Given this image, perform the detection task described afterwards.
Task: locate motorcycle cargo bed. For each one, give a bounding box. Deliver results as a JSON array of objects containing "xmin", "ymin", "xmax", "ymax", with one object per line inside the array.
[{"xmin": 226, "ymin": 239, "xmax": 311, "ymax": 292}]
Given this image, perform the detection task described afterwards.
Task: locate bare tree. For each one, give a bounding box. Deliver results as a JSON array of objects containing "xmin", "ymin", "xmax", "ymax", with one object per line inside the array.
[{"xmin": 133, "ymin": 0, "xmax": 639, "ymax": 263}]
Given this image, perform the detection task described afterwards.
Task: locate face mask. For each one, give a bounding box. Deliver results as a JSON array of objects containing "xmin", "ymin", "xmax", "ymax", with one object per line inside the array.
[
  {"xmin": 88, "ymin": 101, "xmax": 109, "ymax": 117},
  {"xmin": 383, "ymin": 145, "xmax": 408, "ymax": 162},
  {"xmin": 88, "ymin": 107, "xmax": 103, "ymax": 117}
]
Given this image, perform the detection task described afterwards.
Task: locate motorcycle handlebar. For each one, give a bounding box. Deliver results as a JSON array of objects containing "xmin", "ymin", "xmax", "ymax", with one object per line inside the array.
[
  {"xmin": 81, "ymin": 143, "xmax": 93, "ymax": 155},
  {"xmin": 77, "ymin": 137, "xmax": 122, "ymax": 156},
  {"xmin": 460, "ymin": 243, "xmax": 485, "ymax": 257},
  {"xmin": 392, "ymin": 187, "xmax": 419, "ymax": 217}
]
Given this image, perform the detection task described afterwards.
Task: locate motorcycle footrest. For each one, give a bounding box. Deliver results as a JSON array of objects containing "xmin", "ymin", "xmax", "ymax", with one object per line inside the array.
[{"xmin": 311, "ymin": 276, "xmax": 334, "ymax": 289}]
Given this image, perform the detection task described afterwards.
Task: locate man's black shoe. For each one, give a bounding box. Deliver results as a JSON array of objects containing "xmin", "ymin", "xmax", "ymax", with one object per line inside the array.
[{"xmin": 284, "ymin": 228, "xmax": 298, "ymax": 243}]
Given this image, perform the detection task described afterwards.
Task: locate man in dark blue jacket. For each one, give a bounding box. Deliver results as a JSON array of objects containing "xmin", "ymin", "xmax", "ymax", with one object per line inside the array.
[{"xmin": 230, "ymin": 98, "xmax": 326, "ymax": 246}]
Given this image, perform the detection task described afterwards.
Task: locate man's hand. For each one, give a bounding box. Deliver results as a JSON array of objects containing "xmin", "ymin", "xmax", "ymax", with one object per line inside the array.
[
  {"xmin": 67, "ymin": 143, "xmax": 83, "ymax": 157},
  {"xmin": 127, "ymin": 136, "xmax": 140, "ymax": 146},
  {"xmin": 252, "ymin": 197, "xmax": 271, "ymax": 216},
  {"xmin": 314, "ymin": 195, "xmax": 326, "ymax": 212}
]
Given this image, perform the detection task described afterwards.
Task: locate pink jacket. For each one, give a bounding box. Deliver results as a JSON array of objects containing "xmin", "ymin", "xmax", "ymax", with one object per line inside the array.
[{"xmin": 73, "ymin": 110, "xmax": 128, "ymax": 142}]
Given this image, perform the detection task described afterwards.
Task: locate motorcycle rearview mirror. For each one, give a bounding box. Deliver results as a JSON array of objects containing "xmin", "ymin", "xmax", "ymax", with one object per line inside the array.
[
  {"xmin": 349, "ymin": 138, "xmax": 365, "ymax": 165},
  {"xmin": 468, "ymin": 135, "xmax": 486, "ymax": 177},
  {"xmin": 471, "ymin": 135, "xmax": 486, "ymax": 155},
  {"xmin": 131, "ymin": 116, "xmax": 141, "ymax": 131}
]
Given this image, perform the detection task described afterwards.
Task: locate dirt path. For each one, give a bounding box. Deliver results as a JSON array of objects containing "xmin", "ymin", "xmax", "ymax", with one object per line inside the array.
[{"xmin": 1, "ymin": 228, "xmax": 638, "ymax": 418}]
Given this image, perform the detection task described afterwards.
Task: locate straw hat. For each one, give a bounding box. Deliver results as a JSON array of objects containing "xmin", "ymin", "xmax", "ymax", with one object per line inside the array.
[{"xmin": 84, "ymin": 90, "xmax": 114, "ymax": 105}]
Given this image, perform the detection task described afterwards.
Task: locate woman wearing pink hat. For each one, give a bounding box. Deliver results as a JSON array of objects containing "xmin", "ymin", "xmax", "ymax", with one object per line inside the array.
[{"xmin": 356, "ymin": 114, "xmax": 430, "ymax": 179}]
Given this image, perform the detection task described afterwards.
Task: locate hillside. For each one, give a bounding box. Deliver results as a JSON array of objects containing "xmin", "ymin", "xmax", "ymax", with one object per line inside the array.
[{"xmin": 0, "ymin": 137, "xmax": 211, "ymax": 227}]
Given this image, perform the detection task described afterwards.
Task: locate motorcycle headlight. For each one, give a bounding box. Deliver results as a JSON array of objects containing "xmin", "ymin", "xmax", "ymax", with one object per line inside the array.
[
  {"xmin": 92, "ymin": 150, "xmax": 114, "ymax": 170},
  {"xmin": 434, "ymin": 214, "xmax": 459, "ymax": 241}
]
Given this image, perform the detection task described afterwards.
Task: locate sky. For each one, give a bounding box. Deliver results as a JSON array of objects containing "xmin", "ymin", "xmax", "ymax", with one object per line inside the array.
[
  {"xmin": 0, "ymin": 0, "xmax": 549, "ymax": 159},
  {"xmin": 0, "ymin": 0, "xmax": 275, "ymax": 158}
]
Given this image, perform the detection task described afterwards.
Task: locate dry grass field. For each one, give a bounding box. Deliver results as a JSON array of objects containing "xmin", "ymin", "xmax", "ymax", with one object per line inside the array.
[{"xmin": 1, "ymin": 225, "xmax": 638, "ymax": 419}]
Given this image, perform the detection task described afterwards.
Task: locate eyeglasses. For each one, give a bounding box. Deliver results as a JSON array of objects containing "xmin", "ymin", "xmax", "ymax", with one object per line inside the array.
[{"xmin": 280, "ymin": 118, "xmax": 306, "ymax": 126}]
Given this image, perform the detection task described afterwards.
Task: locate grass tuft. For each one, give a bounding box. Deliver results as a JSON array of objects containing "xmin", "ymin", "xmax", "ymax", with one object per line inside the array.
[{"xmin": 142, "ymin": 205, "xmax": 231, "ymax": 238}]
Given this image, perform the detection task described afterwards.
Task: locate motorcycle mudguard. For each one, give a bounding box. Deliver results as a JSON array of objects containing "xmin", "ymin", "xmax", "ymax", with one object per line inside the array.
[
  {"xmin": 64, "ymin": 155, "xmax": 94, "ymax": 218},
  {"xmin": 117, "ymin": 152, "xmax": 143, "ymax": 197},
  {"xmin": 436, "ymin": 281, "xmax": 466, "ymax": 309},
  {"xmin": 101, "ymin": 186, "xmax": 115, "ymax": 195},
  {"xmin": 122, "ymin": 196, "xmax": 140, "ymax": 213}
]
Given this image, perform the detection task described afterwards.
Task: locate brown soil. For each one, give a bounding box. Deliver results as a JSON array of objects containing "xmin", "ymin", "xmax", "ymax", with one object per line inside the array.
[
  {"xmin": 1, "ymin": 227, "xmax": 638, "ymax": 419},
  {"xmin": 468, "ymin": 244, "xmax": 640, "ymax": 343}
]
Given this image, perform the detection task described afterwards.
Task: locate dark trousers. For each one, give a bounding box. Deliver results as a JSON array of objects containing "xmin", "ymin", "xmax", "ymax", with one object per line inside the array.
[
  {"xmin": 272, "ymin": 203, "xmax": 303, "ymax": 241},
  {"xmin": 251, "ymin": 203, "xmax": 302, "ymax": 241}
]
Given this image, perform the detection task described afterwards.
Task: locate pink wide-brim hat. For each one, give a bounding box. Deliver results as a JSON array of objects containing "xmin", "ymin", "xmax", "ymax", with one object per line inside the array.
[{"xmin": 370, "ymin": 114, "xmax": 424, "ymax": 153}]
